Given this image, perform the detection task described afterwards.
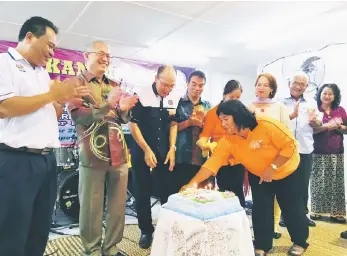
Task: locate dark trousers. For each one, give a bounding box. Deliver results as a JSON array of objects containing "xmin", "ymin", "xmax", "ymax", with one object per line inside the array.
[
  {"xmin": 131, "ymin": 154, "xmax": 172, "ymax": 234},
  {"xmin": 249, "ymin": 171, "xmax": 309, "ymax": 252},
  {"xmin": 0, "ymin": 150, "xmax": 57, "ymax": 256},
  {"xmin": 216, "ymin": 164, "xmax": 246, "ymax": 207},
  {"xmin": 173, "ymin": 163, "xmax": 215, "ymax": 192},
  {"xmin": 297, "ymin": 153, "xmax": 313, "ymax": 214}
]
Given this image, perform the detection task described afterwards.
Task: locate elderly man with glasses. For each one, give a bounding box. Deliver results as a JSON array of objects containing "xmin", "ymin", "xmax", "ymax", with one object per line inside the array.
[
  {"xmin": 67, "ymin": 40, "xmax": 138, "ymax": 256},
  {"xmin": 129, "ymin": 65, "xmax": 179, "ymax": 249},
  {"xmin": 280, "ymin": 72, "xmax": 322, "ymax": 229}
]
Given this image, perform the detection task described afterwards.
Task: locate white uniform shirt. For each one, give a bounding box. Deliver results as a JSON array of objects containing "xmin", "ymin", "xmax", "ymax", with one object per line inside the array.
[
  {"xmin": 0, "ymin": 47, "xmax": 60, "ymax": 149},
  {"xmin": 282, "ymin": 96, "xmax": 323, "ymax": 154}
]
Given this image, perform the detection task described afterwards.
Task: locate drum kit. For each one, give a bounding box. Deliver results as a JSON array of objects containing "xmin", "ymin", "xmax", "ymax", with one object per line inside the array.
[{"xmin": 52, "ymin": 145, "xmax": 137, "ymax": 231}]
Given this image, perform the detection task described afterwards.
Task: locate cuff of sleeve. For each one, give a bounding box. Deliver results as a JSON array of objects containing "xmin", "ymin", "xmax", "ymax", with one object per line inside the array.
[
  {"xmin": 202, "ymin": 158, "xmax": 223, "ymax": 176},
  {"xmin": 278, "ymin": 146, "xmax": 295, "ymax": 158}
]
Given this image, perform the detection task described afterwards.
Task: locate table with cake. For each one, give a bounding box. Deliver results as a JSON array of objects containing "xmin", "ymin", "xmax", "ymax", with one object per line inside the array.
[{"xmin": 150, "ymin": 185, "xmax": 254, "ymax": 256}]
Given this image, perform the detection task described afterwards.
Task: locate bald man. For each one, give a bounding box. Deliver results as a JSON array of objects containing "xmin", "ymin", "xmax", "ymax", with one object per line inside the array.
[
  {"xmin": 67, "ymin": 41, "xmax": 138, "ymax": 256},
  {"xmin": 129, "ymin": 65, "xmax": 179, "ymax": 248}
]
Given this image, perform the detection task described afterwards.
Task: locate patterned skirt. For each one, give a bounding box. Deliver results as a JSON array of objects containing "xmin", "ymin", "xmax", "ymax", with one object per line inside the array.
[{"xmin": 310, "ymin": 153, "xmax": 346, "ymax": 216}]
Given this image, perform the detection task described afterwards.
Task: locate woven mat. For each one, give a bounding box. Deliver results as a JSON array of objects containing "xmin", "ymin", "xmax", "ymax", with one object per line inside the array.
[{"xmin": 45, "ymin": 223, "xmax": 347, "ymax": 256}]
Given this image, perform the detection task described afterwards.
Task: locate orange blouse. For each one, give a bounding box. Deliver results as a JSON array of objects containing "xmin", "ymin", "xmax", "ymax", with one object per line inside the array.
[
  {"xmin": 202, "ymin": 116, "xmax": 300, "ymax": 180},
  {"xmin": 200, "ymin": 105, "xmax": 225, "ymax": 142}
]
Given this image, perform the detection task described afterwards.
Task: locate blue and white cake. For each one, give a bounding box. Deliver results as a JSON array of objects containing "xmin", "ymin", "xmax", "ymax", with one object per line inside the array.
[{"xmin": 163, "ymin": 188, "xmax": 243, "ymax": 220}]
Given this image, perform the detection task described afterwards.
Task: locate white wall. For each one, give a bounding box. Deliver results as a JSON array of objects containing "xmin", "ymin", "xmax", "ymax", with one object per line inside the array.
[
  {"xmin": 259, "ymin": 43, "xmax": 347, "ymax": 200},
  {"xmin": 201, "ymin": 70, "xmax": 256, "ymax": 106}
]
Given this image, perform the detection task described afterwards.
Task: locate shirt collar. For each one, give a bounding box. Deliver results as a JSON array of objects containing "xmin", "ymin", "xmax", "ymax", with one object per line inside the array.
[
  {"xmin": 8, "ymin": 47, "xmax": 43, "ymax": 70},
  {"xmin": 152, "ymin": 82, "xmax": 159, "ymax": 96},
  {"xmin": 287, "ymin": 94, "xmax": 307, "ymax": 102},
  {"xmin": 182, "ymin": 94, "xmax": 202, "ymax": 105},
  {"xmin": 82, "ymin": 70, "xmax": 110, "ymax": 84}
]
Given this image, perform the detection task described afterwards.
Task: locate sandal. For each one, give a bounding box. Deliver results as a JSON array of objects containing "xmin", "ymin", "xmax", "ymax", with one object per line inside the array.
[
  {"xmin": 330, "ymin": 216, "xmax": 347, "ymax": 224},
  {"xmin": 288, "ymin": 244, "xmax": 306, "ymax": 255},
  {"xmin": 310, "ymin": 214, "xmax": 321, "ymax": 220},
  {"xmin": 255, "ymin": 250, "xmax": 267, "ymax": 256}
]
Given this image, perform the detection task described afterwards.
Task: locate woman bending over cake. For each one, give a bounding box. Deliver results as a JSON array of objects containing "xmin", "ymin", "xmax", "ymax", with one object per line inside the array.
[
  {"xmin": 182, "ymin": 100, "xmax": 309, "ymax": 256},
  {"xmin": 197, "ymin": 80, "xmax": 246, "ymax": 207}
]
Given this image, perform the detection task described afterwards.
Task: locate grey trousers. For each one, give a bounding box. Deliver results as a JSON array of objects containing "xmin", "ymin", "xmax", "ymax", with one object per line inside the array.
[{"xmin": 79, "ymin": 164, "xmax": 128, "ymax": 256}]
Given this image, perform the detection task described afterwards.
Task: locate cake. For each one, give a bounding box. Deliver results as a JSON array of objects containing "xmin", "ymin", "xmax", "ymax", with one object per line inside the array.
[{"xmin": 163, "ymin": 188, "xmax": 243, "ymax": 220}]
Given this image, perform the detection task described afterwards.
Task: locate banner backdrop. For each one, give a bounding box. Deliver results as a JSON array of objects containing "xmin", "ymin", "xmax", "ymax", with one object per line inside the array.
[{"xmin": 0, "ymin": 40, "xmax": 195, "ymax": 146}]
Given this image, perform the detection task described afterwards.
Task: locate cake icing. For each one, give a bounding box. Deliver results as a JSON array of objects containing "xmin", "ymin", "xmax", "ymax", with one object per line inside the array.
[{"xmin": 163, "ymin": 188, "xmax": 243, "ymax": 220}]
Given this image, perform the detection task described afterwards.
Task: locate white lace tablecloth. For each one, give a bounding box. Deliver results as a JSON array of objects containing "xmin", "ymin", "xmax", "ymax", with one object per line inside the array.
[{"xmin": 150, "ymin": 208, "xmax": 254, "ymax": 256}]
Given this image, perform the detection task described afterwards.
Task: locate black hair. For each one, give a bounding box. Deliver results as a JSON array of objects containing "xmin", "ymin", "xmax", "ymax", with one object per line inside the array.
[
  {"xmin": 217, "ymin": 100, "xmax": 258, "ymax": 131},
  {"xmin": 188, "ymin": 70, "xmax": 206, "ymax": 83},
  {"xmin": 316, "ymin": 83, "xmax": 341, "ymax": 109},
  {"xmin": 223, "ymin": 80, "xmax": 242, "ymax": 96},
  {"xmin": 18, "ymin": 16, "xmax": 59, "ymax": 42}
]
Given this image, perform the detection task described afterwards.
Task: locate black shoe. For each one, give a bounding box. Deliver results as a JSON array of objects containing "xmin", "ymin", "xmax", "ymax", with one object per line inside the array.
[
  {"xmin": 279, "ymin": 219, "xmax": 286, "ymax": 227},
  {"xmin": 341, "ymin": 231, "xmax": 347, "ymax": 239},
  {"xmin": 102, "ymin": 252, "xmax": 128, "ymax": 256},
  {"xmin": 330, "ymin": 216, "xmax": 347, "ymax": 224},
  {"xmin": 307, "ymin": 218, "xmax": 316, "ymax": 227},
  {"xmin": 273, "ymin": 232, "xmax": 282, "ymax": 239},
  {"xmin": 139, "ymin": 233, "xmax": 153, "ymax": 249}
]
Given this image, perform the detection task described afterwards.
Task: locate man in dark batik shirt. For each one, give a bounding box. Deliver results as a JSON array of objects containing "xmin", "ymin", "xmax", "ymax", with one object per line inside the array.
[
  {"xmin": 173, "ymin": 70, "xmax": 212, "ymax": 191},
  {"xmin": 67, "ymin": 41, "xmax": 138, "ymax": 256}
]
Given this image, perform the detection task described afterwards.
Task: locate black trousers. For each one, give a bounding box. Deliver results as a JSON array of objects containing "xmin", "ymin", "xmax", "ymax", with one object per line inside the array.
[
  {"xmin": 131, "ymin": 154, "xmax": 172, "ymax": 234},
  {"xmin": 0, "ymin": 150, "xmax": 57, "ymax": 256},
  {"xmin": 249, "ymin": 171, "xmax": 309, "ymax": 252},
  {"xmin": 297, "ymin": 153, "xmax": 313, "ymax": 214},
  {"xmin": 216, "ymin": 164, "xmax": 246, "ymax": 207}
]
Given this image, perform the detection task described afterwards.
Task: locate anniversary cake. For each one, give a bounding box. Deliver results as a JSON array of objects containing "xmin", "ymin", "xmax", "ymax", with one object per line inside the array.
[{"xmin": 163, "ymin": 187, "xmax": 243, "ymax": 220}]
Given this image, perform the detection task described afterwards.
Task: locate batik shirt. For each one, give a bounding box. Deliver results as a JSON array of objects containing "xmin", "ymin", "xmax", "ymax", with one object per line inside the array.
[
  {"xmin": 67, "ymin": 71, "xmax": 130, "ymax": 169},
  {"xmin": 175, "ymin": 95, "xmax": 212, "ymax": 166}
]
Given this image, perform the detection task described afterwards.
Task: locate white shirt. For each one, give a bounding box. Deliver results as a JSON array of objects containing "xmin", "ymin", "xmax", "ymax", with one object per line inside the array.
[
  {"xmin": 0, "ymin": 47, "xmax": 60, "ymax": 149},
  {"xmin": 282, "ymin": 96, "xmax": 323, "ymax": 154}
]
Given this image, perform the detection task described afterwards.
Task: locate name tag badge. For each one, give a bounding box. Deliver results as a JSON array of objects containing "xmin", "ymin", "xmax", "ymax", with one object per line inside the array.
[{"xmin": 16, "ymin": 64, "xmax": 26, "ymax": 72}]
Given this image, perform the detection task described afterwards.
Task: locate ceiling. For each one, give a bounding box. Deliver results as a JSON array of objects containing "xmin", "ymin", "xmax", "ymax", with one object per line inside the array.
[{"xmin": 0, "ymin": 1, "xmax": 347, "ymax": 77}]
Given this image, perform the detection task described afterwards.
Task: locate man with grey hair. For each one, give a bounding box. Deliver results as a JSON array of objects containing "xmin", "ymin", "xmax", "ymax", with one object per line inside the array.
[
  {"xmin": 280, "ymin": 72, "xmax": 322, "ymax": 228},
  {"xmin": 67, "ymin": 40, "xmax": 138, "ymax": 256}
]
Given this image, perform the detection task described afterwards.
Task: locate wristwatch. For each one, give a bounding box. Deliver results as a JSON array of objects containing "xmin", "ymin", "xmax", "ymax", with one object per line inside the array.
[
  {"xmin": 271, "ymin": 164, "xmax": 278, "ymax": 170},
  {"xmin": 170, "ymin": 145, "xmax": 177, "ymax": 151}
]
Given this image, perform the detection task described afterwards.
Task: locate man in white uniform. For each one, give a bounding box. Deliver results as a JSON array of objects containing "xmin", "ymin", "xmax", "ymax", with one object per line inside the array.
[{"xmin": 0, "ymin": 16, "xmax": 88, "ymax": 256}]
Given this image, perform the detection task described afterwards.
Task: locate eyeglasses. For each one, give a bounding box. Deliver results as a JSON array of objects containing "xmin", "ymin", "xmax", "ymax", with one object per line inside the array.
[
  {"xmin": 292, "ymin": 81, "xmax": 307, "ymax": 87},
  {"xmin": 88, "ymin": 51, "xmax": 112, "ymax": 59},
  {"xmin": 159, "ymin": 78, "xmax": 175, "ymax": 90}
]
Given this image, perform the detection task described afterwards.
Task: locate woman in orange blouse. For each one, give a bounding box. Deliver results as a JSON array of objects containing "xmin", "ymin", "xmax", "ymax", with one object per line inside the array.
[
  {"xmin": 183, "ymin": 100, "xmax": 308, "ymax": 256},
  {"xmin": 198, "ymin": 80, "xmax": 245, "ymax": 207}
]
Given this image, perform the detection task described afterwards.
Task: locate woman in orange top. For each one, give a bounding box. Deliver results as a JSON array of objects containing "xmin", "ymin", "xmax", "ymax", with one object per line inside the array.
[
  {"xmin": 198, "ymin": 80, "xmax": 245, "ymax": 207},
  {"xmin": 182, "ymin": 100, "xmax": 308, "ymax": 256}
]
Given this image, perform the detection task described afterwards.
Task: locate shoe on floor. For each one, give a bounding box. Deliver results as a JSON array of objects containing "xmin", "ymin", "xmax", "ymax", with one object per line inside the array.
[
  {"xmin": 273, "ymin": 232, "xmax": 282, "ymax": 239},
  {"xmin": 102, "ymin": 252, "xmax": 128, "ymax": 256},
  {"xmin": 288, "ymin": 244, "xmax": 306, "ymax": 256},
  {"xmin": 307, "ymin": 218, "xmax": 316, "ymax": 227},
  {"xmin": 139, "ymin": 233, "xmax": 153, "ymax": 249},
  {"xmin": 254, "ymin": 250, "xmax": 267, "ymax": 256},
  {"xmin": 310, "ymin": 214, "xmax": 321, "ymax": 220},
  {"xmin": 330, "ymin": 216, "xmax": 347, "ymax": 224},
  {"xmin": 340, "ymin": 231, "xmax": 347, "ymax": 239}
]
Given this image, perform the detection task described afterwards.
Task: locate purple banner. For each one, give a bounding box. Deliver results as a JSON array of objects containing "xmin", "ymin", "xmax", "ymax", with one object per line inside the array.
[{"xmin": 0, "ymin": 40, "xmax": 195, "ymax": 146}]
